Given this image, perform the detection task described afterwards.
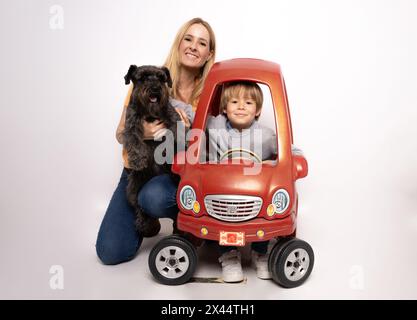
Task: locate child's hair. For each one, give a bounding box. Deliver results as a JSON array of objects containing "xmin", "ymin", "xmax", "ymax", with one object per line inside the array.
[{"xmin": 219, "ymin": 81, "xmax": 263, "ymax": 119}]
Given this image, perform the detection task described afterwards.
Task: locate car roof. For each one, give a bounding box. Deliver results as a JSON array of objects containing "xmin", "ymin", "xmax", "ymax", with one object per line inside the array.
[{"xmin": 205, "ymin": 58, "xmax": 282, "ymax": 85}]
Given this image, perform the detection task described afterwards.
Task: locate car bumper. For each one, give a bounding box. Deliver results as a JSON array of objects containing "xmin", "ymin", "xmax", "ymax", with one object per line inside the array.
[{"xmin": 177, "ymin": 212, "xmax": 296, "ymax": 244}]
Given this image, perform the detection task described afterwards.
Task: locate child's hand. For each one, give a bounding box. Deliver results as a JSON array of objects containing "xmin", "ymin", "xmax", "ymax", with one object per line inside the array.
[
  {"xmin": 262, "ymin": 160, "xmax": 277, "ymax": 165},
  {"xmin": 175, "ymin": 108, "xmax": 191, "ymax": 128}
]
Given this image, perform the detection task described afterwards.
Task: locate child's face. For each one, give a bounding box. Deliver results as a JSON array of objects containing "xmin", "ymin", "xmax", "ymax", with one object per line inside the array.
[{"xmin": 224, "ymin": 93, "xmax": 261, "ymax": 131}]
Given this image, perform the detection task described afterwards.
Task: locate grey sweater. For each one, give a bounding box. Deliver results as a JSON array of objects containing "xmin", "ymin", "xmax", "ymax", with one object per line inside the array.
[
  {"xmin": 170, "ymin": 98, "xmax": 195, "ymax": 123},
  {"xmin": 206, "ymin": 114, "xmax": 277, "ymax": 162}
]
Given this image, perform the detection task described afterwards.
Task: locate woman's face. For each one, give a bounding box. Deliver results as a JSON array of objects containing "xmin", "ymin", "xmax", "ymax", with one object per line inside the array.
[{"xmin": 179, "ymin": 23, "xmax": 212, "ymax": 70}]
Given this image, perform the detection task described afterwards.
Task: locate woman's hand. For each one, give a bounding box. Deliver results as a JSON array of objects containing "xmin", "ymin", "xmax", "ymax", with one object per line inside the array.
[
  {"xmin": 142, "ymin": 108, "xmax": 190, "ymax": 140},
  {"xmin": 175, "ymin": 108, "xmax": 191, "ymax": 128},
  {"xmin": 142, "ymin": 119, "xmax": 167, "ymax": 140}
]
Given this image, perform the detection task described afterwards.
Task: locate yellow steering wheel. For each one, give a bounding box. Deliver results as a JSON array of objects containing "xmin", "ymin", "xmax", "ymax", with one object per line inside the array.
[{"xmin": 219, "ymin": 148, "xmax": 262, "ymax": 163}]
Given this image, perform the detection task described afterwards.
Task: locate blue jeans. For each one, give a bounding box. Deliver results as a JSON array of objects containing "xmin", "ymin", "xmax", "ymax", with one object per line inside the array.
[{"xmin": 96, "ymin": 169, "xmax": 178, "ymax": 265}]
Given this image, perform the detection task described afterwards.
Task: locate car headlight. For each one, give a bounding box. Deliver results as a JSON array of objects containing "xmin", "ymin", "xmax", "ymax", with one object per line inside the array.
[
  {"xmin": 179, "ymin": 185, "xmax": 196, "ymax": 210},
  {"xmin": 272, "ymin": 189, "xmax": 290, "ymax": 214}
]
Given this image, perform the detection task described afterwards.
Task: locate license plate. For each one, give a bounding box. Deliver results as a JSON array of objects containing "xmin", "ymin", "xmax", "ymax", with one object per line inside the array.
[{"xmin": 219, "ymin": 231, "xmax": 245, "ymax": 246}]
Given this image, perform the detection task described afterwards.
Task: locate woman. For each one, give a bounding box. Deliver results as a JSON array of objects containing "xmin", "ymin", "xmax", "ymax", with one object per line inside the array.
[{"xmin": 96, "ymin": 18, "xmax": 216, "ymax": 265}]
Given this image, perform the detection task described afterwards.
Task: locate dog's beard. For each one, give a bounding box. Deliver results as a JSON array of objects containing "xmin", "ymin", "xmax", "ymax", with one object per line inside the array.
[{"xmin": 135, "ymin": 89, "xmax": 170, "ymax": 119}]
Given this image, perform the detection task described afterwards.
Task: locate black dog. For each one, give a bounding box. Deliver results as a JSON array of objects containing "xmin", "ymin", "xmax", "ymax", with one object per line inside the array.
[{"xmin": 123, "ymin": 65, "xmax": 182, "ymax": 237}]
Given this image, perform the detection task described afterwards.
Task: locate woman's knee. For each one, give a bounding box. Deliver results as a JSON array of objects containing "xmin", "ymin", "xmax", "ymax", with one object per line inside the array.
[
  {"xmin": 96, "ymin": 235, "xmax": 142, "ymax": 265},
  {"xmin": 97, "ymin": 172, "xmax": 143, "ymax": 265},
  {"xmin": 137, "ymin": 175, "xmax": 178, "ymax": 219}
]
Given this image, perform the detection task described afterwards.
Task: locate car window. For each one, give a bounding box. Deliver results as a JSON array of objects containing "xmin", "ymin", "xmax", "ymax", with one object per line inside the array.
[{"xmin": 198, "ymin": 82, "xmax": 278, "ymax": 166}]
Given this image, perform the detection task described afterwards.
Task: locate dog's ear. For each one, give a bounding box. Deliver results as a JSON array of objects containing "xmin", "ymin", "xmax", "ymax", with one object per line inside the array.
[
  {"xmin": 124, "ymin": 65, "xmax": 138, "ymax": 85},
  {"xmin": 161, "ymin": 67, "xmax": 172, "ymax": 88}
]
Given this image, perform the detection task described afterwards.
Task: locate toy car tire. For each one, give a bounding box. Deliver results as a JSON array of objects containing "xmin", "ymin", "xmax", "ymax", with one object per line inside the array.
[
  {"xmin": 269, "ymin": 238, "xmax": 314, "ymax": 288},
  {"xmin": 148, "ymin": 235, "xmax": 198, "ymax": 285},
  {"xmin": 268, "ymin": 237, "xmax": 293, "ymax": 276}
]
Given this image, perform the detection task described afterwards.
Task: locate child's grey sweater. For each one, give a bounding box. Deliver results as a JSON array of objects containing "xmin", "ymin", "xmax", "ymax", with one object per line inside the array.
[{"xmin": 206, "ymin": 114, "xmax": 277, "ymax": 162}]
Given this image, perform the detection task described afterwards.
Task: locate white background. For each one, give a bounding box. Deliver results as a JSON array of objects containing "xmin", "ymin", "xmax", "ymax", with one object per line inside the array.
[{"xmin": 0, "ymin": 0, "xmax": 416, "ymax": 299}]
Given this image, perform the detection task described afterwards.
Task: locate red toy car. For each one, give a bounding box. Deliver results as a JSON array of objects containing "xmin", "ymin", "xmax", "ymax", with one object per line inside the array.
[{"xmin": 148, "ymin": 59, "xmax": 314, "ymax": 287}]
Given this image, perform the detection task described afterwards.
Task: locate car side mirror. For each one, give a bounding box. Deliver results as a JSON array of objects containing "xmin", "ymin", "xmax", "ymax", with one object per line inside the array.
[
  {"xmin": 293, "ymin": 154, "xmax": 308, "ymax": 180},
  {"xmin": 172, "ymin": 151, "xmax": 186, "ymax": 175}
]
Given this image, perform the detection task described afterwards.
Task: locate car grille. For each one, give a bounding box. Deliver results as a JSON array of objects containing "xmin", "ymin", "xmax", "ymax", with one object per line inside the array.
[{"xmin": 204, "ymin": 195, "xmax": 263, "ymax": 222}]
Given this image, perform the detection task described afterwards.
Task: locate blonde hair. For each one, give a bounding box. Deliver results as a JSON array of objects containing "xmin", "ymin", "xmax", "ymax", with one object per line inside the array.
[
  {"xmin": 220, "ymin": 82, "xmax": 264, "ymax": 119},
  {"xmin": 164, "ymin": 18, "xmax": 216, "ymax": 109}
]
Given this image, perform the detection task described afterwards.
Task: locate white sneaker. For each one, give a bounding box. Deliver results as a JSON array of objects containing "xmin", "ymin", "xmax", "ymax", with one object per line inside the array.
[
  {"xmin": 218, "ymin": 249, "xmax": 244, "ymax": 283},
  {"xmin": 251, "ymin": 251, "xmax": 272, "ymax": 280}
]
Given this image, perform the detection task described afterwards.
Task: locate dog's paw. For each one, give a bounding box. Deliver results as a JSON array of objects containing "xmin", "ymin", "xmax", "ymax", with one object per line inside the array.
[{"xmin": 136, "ymin": 215, "xmax": 161, "ymax": 238}]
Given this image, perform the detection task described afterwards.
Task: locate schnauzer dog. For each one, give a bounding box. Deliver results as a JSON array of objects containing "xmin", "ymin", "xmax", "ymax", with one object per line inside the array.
[{"xmin": 123, "ymin": 65, "xmax": 182, "ymax": 238}]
